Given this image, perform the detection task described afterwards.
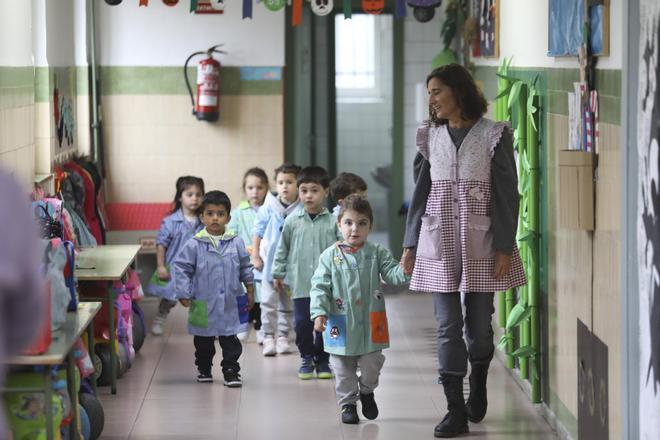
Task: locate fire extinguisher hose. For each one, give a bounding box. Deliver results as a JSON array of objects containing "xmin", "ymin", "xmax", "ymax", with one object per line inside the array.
[{"xmin": 184, "ymin": 50, "xmax": 206, "ymax": 113}]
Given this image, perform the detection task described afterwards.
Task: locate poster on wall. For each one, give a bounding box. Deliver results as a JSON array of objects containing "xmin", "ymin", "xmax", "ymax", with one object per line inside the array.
[{"xmin": 638, "ymin": 1, "xmax": 660, "ymax": 437}]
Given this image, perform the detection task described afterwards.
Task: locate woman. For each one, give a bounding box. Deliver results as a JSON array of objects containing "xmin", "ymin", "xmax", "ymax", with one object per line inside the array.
[{"xmin": 401, "ymin": 64, "xmax": 526, "ymax": 438}]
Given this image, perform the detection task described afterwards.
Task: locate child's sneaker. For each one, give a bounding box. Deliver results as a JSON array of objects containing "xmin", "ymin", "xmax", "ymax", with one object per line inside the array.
[
  {"xmin": 151, "ymin": 315, "xmax": 166, "ymax": 336},
  {"xmin": 196, "ymin": 372, "xmax": 213, "ymax": 383},
  {"xmin": 237, "ymin": 329, "xmax": 250, "ymax": 342},
  {"xmin": 359, "ymin": 392, "xmax": 379, "ymax": 420},
  {"xmin": 223, "ymin": 371, "xmax": 242, "ymax": 388},
  {"xmin": 276, "ymin": 336, "xmax": 292, "ymax": 354},
  {"xmin": 316, "ymin": 360, "xmax": 334, "ymax": 379},
  {"xmin": 298, "ymin": 356, "xmax": 315, "ymax": 380},
  {"xmin": 341, "ymin": 404, "xmax": 359, "ymax": 424},
  {"xmin": 256, "ymin": 329, "xmax": 265, "ymax": 345},
  {"xmin": 262, "ymin": 336, "xmax": 277, "ymax": 356}
]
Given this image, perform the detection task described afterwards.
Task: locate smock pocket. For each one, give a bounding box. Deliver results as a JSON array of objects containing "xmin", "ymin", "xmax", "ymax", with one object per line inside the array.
[
  {"xmin": 324, "ymin": 314, "xmax": 346, "ymax": 348},
  {"xmin": 188, "ymin": 300, "xmax": 209, "ymax": 328},
  {"xmin": 370, "ymin": 311, "xmax": 389, "ymax": 344},
  {"xmin": 417, "ymin": 216, "xmax": 443, "ymax": 260},
  {"xmin": 467, "ymin": 214, "xmax": 494, "ymax": 259}
]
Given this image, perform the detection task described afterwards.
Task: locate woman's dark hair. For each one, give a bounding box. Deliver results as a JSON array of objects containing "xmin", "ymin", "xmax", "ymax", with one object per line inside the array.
[
  {"xmin": 426, "ymin": 63, "xmax": 487, "ymax": 126},
  {"xmin": 242, "ymin": 167, "xmax": 269, "ymax": 191},
  {"xmin": 274, "ymin": 163, "xmax": 302, "ymax": 179},
  {"xmin": 171, "ymin": 176, "xmax": 205, "ymax": 214},
  {"xmin": 338, "ymin": 194, "xmax": 373, "ymax": 226}
]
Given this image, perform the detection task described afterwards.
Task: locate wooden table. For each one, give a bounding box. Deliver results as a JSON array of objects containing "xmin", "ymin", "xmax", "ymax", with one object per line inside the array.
[
  {"xmin": 76, "ymin": 245, "xmax": 141, "ymax": 394},
  {"xmin": 4, "ymin": 302, "xmax": 102, "ymax": 440}
]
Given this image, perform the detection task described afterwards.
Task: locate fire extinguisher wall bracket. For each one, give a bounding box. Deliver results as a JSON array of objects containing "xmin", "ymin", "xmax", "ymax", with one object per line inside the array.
[{"xmin": 184, "ymin": 45, "xmax": 226, "ymax": 122}]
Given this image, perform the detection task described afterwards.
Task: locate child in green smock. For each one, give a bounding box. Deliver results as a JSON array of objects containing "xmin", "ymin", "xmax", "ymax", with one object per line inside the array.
[{"xmin": 310, "ymin": 195, "xmax": 410, "ymax": 424}]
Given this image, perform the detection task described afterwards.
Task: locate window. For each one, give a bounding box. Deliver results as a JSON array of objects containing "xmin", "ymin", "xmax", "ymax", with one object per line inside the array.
[{"xmin": 335, "ymin": 15, "xmax": 379, "ymax": 100}]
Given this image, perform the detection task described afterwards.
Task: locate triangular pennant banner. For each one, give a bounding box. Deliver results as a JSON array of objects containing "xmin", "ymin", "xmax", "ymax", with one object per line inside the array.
[
  {"xmin": 343, "ymin": 0, "xmax": 352, "ymax": 18},
  {"xmin": 243, "ymin": 0, "xmax": 253, "ymax": 18},
  {"xmin": 292, "ymin": 0, "xmax": 302, "ymax": 25},
  {"xmin": 190, "ymin": 0, "xmax": 199, "ymax": 12},
  {"xmin": 394, "ymin": 0, "xmax": 406, "ymax": 18},
  {"xmin": 139, "ymin": 0, "xmax": 149, "ymax": 5}
]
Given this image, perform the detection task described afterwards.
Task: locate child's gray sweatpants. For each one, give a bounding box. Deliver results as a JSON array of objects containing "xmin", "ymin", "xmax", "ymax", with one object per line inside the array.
[{"xmin": 329, "ymin": 351, "xmax": 385, "ymax": 407}]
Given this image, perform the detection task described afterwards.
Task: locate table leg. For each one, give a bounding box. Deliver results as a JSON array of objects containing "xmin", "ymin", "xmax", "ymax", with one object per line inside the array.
[
  {"xmin": 44, "ymin": 368, "xmax": 53, "ymax": 440},
  {"xmin": 108, "ymin": 289, "xmax": 117, "ymax": 395},
  {"xmin": 86, "ymin": 320, "xmax": 97, "ymax": 394},
  {"xmin": 66, "ymin": 353, "xmax": 80, "ymax": 439}
]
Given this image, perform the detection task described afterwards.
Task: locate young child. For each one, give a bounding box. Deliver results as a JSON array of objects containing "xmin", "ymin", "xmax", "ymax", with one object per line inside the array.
[
  {"xmin": 252, "ymin": 163, "xmax": 301, "ymax": 356},
  {"xmin": 149, "ymin": 176, "xmax": 205, "ymax": 336},
  {"xmin": 173, "ymin": 191, "xmax": 254, "ymax": 386},
  {"xmin": 272, "ymin": 166, "xmax": 342, "ymax": 380},
  {"xmin": 228, "ymin": 167, "xmax": 269, "ymax": 344},
  {"xmin": 310, "ymin": 195, "xmax": 410, "ymax": 424},
  {"xmin": 329, "ymin": 172, "xmax": 368, "ymax": 218}
]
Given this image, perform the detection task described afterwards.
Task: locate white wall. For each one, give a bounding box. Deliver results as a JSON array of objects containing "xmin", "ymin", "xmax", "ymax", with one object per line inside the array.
[
  {"xmin": 473, "ymin": 0, "xmax": 622, "ymax": 69},
  {"xmin": 0, "ymin": 0, "xmax": 33, "ymax": 65},
  {"xmin": 403, "ymin": 12, "xmax": 445, "ymax": 198},
  {"xmin": 96, "ymin": 2, "xmax": 285, "ymax": 66}
]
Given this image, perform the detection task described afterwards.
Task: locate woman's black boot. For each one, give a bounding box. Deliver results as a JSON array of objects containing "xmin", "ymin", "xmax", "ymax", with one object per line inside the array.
[
  {"xmin": 434, "ymin": 375, "xmax": 469, "ymax": 438},
  {"xmin": 465, "ymin": 363, "xmax": 489, "ymax": 423}
]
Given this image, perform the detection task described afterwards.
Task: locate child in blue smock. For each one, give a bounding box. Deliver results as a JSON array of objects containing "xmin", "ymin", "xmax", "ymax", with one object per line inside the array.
[
  {"xmin": 329, "ymin": 172, "xmax": 368, "ymax": 218},
  {"xmin": 272, "ymin": 166, "xmax": 342, "ymax": 380},
  {"xmin": 251, "ymin": 163, "xmax": 301, "ymax": 357},
  {"xmin": 310, "ymin": 195, "xmax": 410, "ymax": 424},
  {"xmin": 173, "ymin": 191, "xmax": 254, "ymax": 386},
  {"xmin": 148, "ymin": 176, "xmax": 205, "ymax": 336},
  {"xmin": 227, "ymin": 167, "xmax": 269, "ymax": 343}
]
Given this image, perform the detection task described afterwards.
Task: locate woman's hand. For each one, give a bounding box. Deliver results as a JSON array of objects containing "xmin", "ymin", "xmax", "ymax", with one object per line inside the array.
[
  {"xmin": 179, "ymin": 298, "xmax": 192, "ymax": 307},
  {"xmin": 400, "ymin": 248, "xmax": 416, "ymax": 276},
  {"xmin": 157, "ymin": 265, "xmax": 170, "ymax": 281},
  {"xmin": 251, "ymin": 255, "xmax": 263, "ymax": 271},
  {"xmin": 493, "ymin": 251, "xmax": 512, "ymax": 280},
  {"xmin": 314, "ymin": 316, "xmax": 327, "ymax": 333}
]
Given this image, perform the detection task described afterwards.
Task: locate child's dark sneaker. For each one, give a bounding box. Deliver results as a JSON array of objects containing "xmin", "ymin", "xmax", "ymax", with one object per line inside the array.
[
  {"xmin": 316, "ymin": 360, "xmax": 334, "ymax": 379},
  {"xmin": 341, "ymin": 404, "xmax": 359, "ymax": 424},
  {"xmin": 360, "ymin": 392, "xmax": 378, "ymax": 420},
  {"xmin": 298, "ymin": 356, "xmax": 315, "ymax": 380},
  {"xmin": 197, "ymin": 372, "xmax": 213, "ymax": 383},
  {"xmin": 223, "ymin": 371, "xmax": 242, "ymax": 388}
]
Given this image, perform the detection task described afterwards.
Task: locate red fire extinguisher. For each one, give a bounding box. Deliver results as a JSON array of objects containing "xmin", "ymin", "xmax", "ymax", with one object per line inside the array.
[{"xmin": 184, "ymin": 44, "xmax": 226, "ymax": 122}]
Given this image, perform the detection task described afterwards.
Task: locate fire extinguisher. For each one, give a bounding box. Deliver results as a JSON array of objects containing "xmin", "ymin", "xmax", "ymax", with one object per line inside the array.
[{"xmin": 184, "ymin": 44, "xmax": 226, "ymax": 122}]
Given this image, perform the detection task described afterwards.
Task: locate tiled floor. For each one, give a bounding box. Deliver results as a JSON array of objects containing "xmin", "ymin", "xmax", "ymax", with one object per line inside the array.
[{"xmin": 98, "ymin": 293, "xmax": 557, "ymax": 439}]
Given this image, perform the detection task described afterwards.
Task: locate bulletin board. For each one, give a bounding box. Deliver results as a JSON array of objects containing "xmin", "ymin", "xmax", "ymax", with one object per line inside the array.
[{"xmin": 548, "ymin": 0, "xmax": 609, "ymax": 57}]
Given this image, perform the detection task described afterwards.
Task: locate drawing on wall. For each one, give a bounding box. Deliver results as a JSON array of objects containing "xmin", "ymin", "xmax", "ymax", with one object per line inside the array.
[
  {"xmin": 478, "ymin": 0, "xmax": 498, "ymax": 57},
  {"xmin": 638, "ymin": 1, "xmax": 660, "ymax": 436},
  {"xmin": 53, "ymin": 72, "xmax": 75, "ymax": 151}
]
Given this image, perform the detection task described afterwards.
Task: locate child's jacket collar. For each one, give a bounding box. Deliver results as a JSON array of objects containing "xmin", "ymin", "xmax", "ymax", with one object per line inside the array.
[
  {"xmin": 194, "ymin": 228, "xmax": 237, "ymax": 248},
  {"xmin": 296, "ymin": 207, "xmax": 330, "ymax": 218}
]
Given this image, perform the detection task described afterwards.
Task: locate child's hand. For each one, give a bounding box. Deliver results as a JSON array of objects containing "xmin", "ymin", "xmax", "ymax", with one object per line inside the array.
[
  {"xmin": 157, "ymin": 265, "xmax": 170, "ymax": 281},
  {"xmin": 179, "ymin": 298, "xmax": 192, "ymax": 307},
  {"xmin": 400, "ymin": 248, "xmax": 415, "ymax": 276},
  {"xmin": 251, "ymin": 255, "xmax": 263, "ymax": 271},
  {"xmin": 314, "ymin": 316, "xmax": 327, "ymax": 332},
  {"xmin": 273, "ymin": 278, "xmax": 285, "ymax": 291},
  {"xmin": 246, "ymin": 284, "xmax": 255, "ymax": 309}
]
